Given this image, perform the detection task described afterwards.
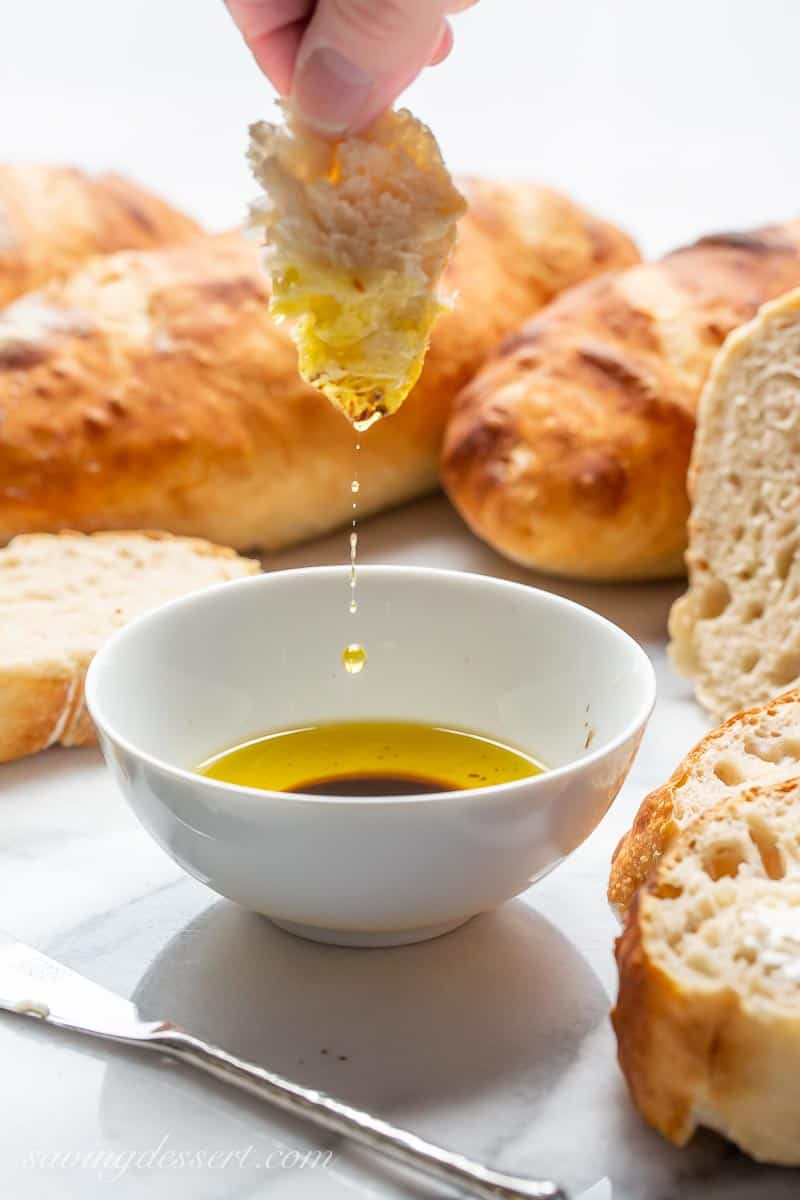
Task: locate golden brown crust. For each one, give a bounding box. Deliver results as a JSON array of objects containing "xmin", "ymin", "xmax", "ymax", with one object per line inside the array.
[
  {"xmin": 0, "ymin": 182, "xmax": 638, "ymax": 550},
  {"xmin": 612, "ymin": 886, "xmax": 737, "ymax": 1147},
  {"xmin": 608, "ymin": 689, "xmax": 800, "ymax": 914},
  {"xmin": 0, "ymin": 672, "xmax": 83, "ymax": 762},
  {"xmin": 0, "ymin": 165, "xmax": 202, "ymax": 307},
  {"xmin": 442, "ymin": 221, "xmax": 800, "ymax": 581}
]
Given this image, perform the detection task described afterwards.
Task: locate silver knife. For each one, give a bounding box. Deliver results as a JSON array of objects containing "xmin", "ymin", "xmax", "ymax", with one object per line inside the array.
[{"xmin": 0, "ymin": 931, "xmax": 567, "ymax": 1200}]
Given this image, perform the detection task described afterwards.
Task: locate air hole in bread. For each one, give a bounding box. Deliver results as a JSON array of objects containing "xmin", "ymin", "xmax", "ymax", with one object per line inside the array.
[
  {"xmin": 713, "ymin": 758, "xmax": 745, "ymax": 786},
  {"xmin": 747, "ymin": 818, "xmax": 785, "ymax": 880},
  {"xmin": 743, "ymin": 600, "xmax": 765, "ymax": 622},
  {"xmin": 728, "ymin": 473, "xmax": 742, "ymax": 491},
  {"xmin": 686, "ymin": 950, "xmax": 717, "ymax": 976},
  {"xmin": 771, "ymin": 649, "xmax": 800, "ymax": 689},
  {"xmin": 744, "ymin": 736, "xmax": 800, "ymax": 764},
  {"xmin": 741, "ymin": 648, "xmax": 760, "ymax": 673},
  {"xmin": 697, "ymin": 579, "xmax": 731, "ymax": 620},
  {"xmin": 738, "ymin": 565, "xmax": 756, "ymax": 582},
  {"xmin": 701, "ymin": 841, "xmax": 746, "ymax": 880},
  {"xmin": 776, "ymin": 541, "xmax": 798, "ymax": 582},
  {"xmin": 654, "ymin": 881, "xmax": 683, "ymax": 900}
]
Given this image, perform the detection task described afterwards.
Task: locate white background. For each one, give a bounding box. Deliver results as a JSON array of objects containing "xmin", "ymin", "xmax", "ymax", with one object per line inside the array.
[{"xmin": 3, "ymin": 0, "xmax": 799, "ymax": 256}]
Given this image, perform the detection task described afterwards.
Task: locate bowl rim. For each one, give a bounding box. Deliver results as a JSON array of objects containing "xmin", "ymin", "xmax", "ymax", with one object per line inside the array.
[{"xmin": 85, "ymin": 564, "xmax": 657, "ymax": 808}]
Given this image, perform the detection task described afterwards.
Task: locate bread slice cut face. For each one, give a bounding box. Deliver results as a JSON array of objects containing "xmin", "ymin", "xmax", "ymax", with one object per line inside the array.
[
  {"xmin": 614, "ymin": 778, "xmax": 800, "ymax": 1164},
  {"xmin": 609, "ymin": 689, "xmax": 800, "ymax": 914},
  {"xmin": 0, "ymin": 531, "xmax": 258, "ymax": 763},
  {"xmin": 670, "ymin": 286, "xmax": 800, "ymax": 719}
]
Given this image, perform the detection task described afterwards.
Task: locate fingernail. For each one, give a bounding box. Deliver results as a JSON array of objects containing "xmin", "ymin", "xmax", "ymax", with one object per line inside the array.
[{"xmin": 293, "ymin": 47, "xmax": 373, "ymax": 135}]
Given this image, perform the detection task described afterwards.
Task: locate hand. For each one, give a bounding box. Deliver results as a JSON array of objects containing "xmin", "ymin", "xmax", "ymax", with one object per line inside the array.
[{"xmin": 226, "ymin": 1, "xmax": 477, "ymax": 136}]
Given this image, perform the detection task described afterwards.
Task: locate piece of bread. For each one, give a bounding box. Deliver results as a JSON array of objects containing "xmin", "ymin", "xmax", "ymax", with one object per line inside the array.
[
  {"xmin": 670, "ymin": 287, "xmax": 800, "ymax": 720},
  {"xmin": 614, "ymin": 778, "xmax": 800, "ymax": 1164},
  {"xmin": 442, "ymin": 223, "xmax": 800, "ymax": 581},
  {"xmin": 0, "ymin": 187, "xmax": 637, "ymax": 551},
  {"xmin": 248, "ymin": 107, "xmax": 466, "ymax": 426},
  {"xmin": 609, "ymin": 689, "xmax": 800, "ymax": 915},
  {"xmin": 0, "ymin": 165, "xmax": 202, "ymax": 307},
  {"xmin": 0, "ymin": 532, "xmax": 258, "ymax": 763}
]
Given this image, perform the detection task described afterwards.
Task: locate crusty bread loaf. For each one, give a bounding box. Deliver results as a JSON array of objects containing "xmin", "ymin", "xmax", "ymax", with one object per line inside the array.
[
  {"xmin": 609, "ymin": 689, "xmax": 800, "ymax": 914},
  {"xmin": 0, "ymin": 185, "xmax": 637, "ymax": 551},
  {"xmin": 0, "ymin": 532, "xmax": 258, "ymax": 763},
  {"xmin": 248, "ymin": 107, "xmax": 466, "ymax": 424},
  {"xmin": 442, "ymin": 223, "xmax": 800, "ymax": 581},
  {"xmin": 0, "ymin": 165, "xmax": 201, "ymax": 307},
  {"xmin": 614, "ymin": 779, "xmax": 800, "ymax": 1164},
  {"xmin": 670, "ymin": 287, "xmax": 800, "ymax": 720}
]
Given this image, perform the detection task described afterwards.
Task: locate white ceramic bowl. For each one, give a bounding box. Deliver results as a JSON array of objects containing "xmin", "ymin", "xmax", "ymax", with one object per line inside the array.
[{"xmin": 86, "ymin": 566, "xmax": 655, "ymax": 947}]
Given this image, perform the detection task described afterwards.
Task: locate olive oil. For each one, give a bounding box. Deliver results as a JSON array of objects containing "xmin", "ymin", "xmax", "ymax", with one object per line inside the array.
[
  {"xmin": 345, "ymin": 436, "xmax": 364, "ymax": 663},
  {"xmin": 342, "ymin": 643, "xmax": 367, "ymax": 674},
  {"xmin": 198, "ymin": 721, "xmax": 544, "ymax": 797}
]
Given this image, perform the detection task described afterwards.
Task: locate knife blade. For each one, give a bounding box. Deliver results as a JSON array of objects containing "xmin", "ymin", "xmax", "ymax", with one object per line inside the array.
[
  {"xmin": 0, "ymin": 930, "xmax": 568, "ymax": 1200},
  {"xmin": 0, "ymin": 928, "xmax": 156, "ymax": 1038}
]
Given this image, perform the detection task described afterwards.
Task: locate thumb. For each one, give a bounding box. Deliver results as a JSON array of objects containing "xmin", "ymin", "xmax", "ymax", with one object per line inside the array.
[{"xmin": 292, "ymin": 0, "xmax": 449, "ymax": 136}]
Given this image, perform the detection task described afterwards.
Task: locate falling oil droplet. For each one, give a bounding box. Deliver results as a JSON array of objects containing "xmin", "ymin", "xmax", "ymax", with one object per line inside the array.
[
  {"xmin": 351, "ymin": 480, "xmax": 360, "ymax": 494},
  {"xmin": 342, "ymin": 643, "xmax": 367, "ymax": 674},
  {"xmin": 349, "ymin": 529, "xmax": 358, "ymax": 614}
]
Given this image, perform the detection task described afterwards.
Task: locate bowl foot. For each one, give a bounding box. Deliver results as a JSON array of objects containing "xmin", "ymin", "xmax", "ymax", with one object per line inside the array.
[{"xmin": 269, "ymin": 915, "xmax": 473, "ymax": 948}]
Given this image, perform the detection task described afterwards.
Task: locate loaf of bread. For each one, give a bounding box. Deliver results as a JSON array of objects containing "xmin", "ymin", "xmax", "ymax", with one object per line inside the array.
[
  {"xmin": 442, "ymin": 223, "xmax": 800, "ymax": 581},
  {"xmin": 0, "ymin": 184, "xmax": 637, "ymax": 551},
  {"xmin": 670, "ymin": 287, "xmax": 800, "ymax": 719},
  {"xmin": 609, "ymin": 689, "xmax": 800, "ymax": 914},
  {"xmin": 0, "ymin": 165, "xmax": 201, "ymax": 307},
  {"xmin": 614, "ymin": 778, "xmax": 800, "ymax": 1164},
  {"xmin": 0, "ymin": 532, "xmax": 258, "ymax": 763},
  {"xmin": 248, "ymin": 107, "xmax": 466, "ymax": 425}
]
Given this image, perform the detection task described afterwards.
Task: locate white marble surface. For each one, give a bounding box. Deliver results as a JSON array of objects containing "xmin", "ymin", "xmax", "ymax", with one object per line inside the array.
[{"xmin": 1, "ymin": 497, "xmax": 799, "ymax": 1199}]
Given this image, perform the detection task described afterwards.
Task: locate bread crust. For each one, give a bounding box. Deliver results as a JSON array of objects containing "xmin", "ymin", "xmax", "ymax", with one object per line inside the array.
[
  {"xmin": 0, "ymin": 531, "xmax": 258, "ymax": 764},
  {"xmin": 442, "ymin": 222, "xmax": 800, "ymax": 581},
  {"xmin": 0, "ymin": 183, "xmax": 637, "ymax": 550},
  {"xmin": 609, "ymin": 689, "xmax": 800, "ymax": 914},
  {"xmin": 0, "ymin": 165, "xmax": 201, "ymax": 307},
  {"xmin": 614, "ymin": 779, "xmax": 800, "ymax": 1163},
  {"xmin": 613, "ymin": 887, "xmax": 738, "ymax": 1147}
]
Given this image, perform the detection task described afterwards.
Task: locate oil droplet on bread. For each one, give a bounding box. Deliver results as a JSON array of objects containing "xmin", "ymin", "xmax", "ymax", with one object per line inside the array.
[
  {"xmin": 342, "ymin": 643, "xmax": 367, "ymax": 674},
  {"xmin": 353, "ymin": 412, "xmax": 384, "ymax": 434}
]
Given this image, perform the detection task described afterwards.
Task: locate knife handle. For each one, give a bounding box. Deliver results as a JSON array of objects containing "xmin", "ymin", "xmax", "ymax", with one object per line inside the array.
[{"xmin": 146, "ymin": 1025, "xmax": 567, "ymax": 1200}]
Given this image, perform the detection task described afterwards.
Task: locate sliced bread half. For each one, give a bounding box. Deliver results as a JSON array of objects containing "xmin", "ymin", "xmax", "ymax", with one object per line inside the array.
[
  {"xmin": 0, "ymin": 532, "xmax": 258, "ymax": 763},
  {"xmin": 609, "ymin": 689, "xmax": 800, "ymax": 913},
  {"xmin": 670, "ymin": 286, "xmax": 800, "ymax": 719},
  {"xmin": 614, "ymin": 778, "xmax": 800, "ymax": 1164}
]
